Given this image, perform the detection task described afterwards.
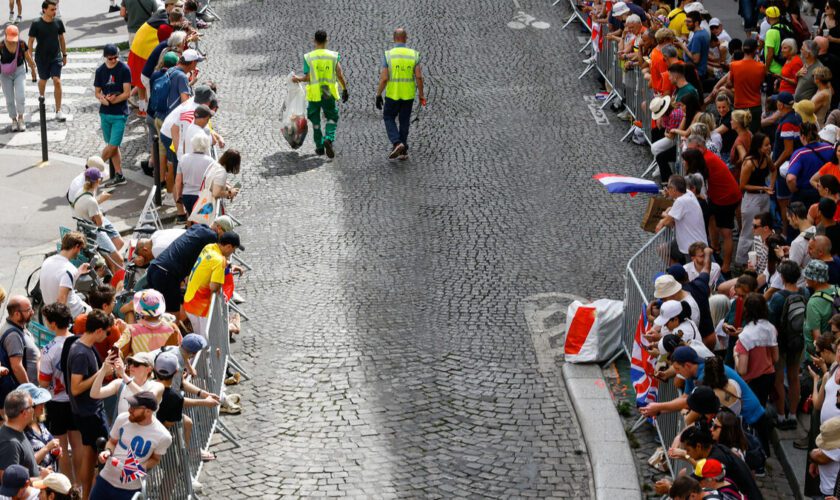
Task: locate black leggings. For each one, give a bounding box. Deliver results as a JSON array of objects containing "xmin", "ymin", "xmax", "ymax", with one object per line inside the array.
[
  {"xmin": 656, "ymin": 145, "xmax": 677, "ymax": 184},
  {"xmin": 747, "ymin": 372, "xmax": 775, "ymax": 455}
]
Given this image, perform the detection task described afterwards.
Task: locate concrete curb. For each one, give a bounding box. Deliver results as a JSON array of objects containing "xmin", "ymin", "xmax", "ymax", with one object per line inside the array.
[
  {"xmin": 771, "ymin": 427, "xmax": 805, "ymax": 500},
  {"xmin": 562, "ymin": 363, "xmax": 643, "ymax": 500}
]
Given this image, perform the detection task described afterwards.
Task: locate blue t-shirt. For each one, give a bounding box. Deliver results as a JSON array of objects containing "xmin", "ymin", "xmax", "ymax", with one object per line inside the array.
[
  {"xmin": 142, "ymin": 41, "xmax": 168, "ymax": 80},
  {"xmin": 772, "ymin": 111, "xmax": 802, "ymax": 162},
  {"xmin": 686, "ymin": 29, "xmax": 710, "ymax": 77},
  {"xmin": 687, "ymin": 362, "xmax": 764, "ymax": 425},
  {"xmin": 93, "ymin": 61, "xmax": 132, "ymax": 116},
  {"xmin": 151, "ymin": 223, "xmax": 217, "ymax": 280},
  {"xmin": 165, "ymin": 66, "xmax": 191, "ymax": 114},
  {"xmin": 788, "ymin": 141, "xmax": 834, "ymax": 196}
]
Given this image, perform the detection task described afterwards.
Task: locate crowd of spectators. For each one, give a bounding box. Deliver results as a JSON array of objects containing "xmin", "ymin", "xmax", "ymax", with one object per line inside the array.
[
  {"xmin": 0, "ymin": 0, "xmax": 245, "ymax": 498},
  {"xmin": 576, "ymin": 0, "xmax": 840, "ymax": 496}
]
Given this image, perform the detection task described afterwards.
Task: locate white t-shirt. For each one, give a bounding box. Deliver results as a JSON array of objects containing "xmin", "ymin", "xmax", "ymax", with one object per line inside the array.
[
  {"xmin": 657, "ymin": 319, "xmax": 714, "ymax": 359},
  {"xmin": 73, "ymin": 192, "xmax": 101, "ymax": 221},
  {"xmin": 177, "ymin": 153, "xmax": 214, "ymax": 196},
  {"xmin": 99, "ymin": 412, "xmax": 172, "ymax": 490},
  {"xmin": 790, "ymin": 229, "xmax": 814, "ymax": 269},
  {"xmin": 0, "ymin": 487, "xmax": 40, "ymax": 500},
  {"xmin": 684, "ymin": 261, "xmax": 722, "ymax": 289},
  {"xmin": 160, "ymin": 98, "xmax": 197, "ymax": 140},
  {"xmin": 669, "ymin": 191, "xmax": 708, "ymax": 254},
  {"xmin": 39, "ymin": 335, "xmax": 69, "ymax": 402},
  {"xmin": 819, "ymin": 447, "xmax": 840, "ymax": 495},
  {"xmin": 204, "ymin": 162, "xmax": 227, "ymax": 192},
  {"xmin": 758, "ymin": 19, "xmax": 771, "ymax": 41},
  {"xmin": 151, "ymin": 228, "xmax": 186, "ymax": 257},
  {"xmin": 68, "ymin": 172, "xmax": 85, "ymax": 203},
  {"xmin": 682, "ymin": 293, "xmax": 702, "ymax": 327},
  {"xmin": 716, "ymin": 29, "xmax": 732, "ymax": 45},
  {"xmin": 39, "ymin": 254, "xmax": 89, "ymax": 317},
  {"xmin": 116, "ymin": 379, "xmax": 163, "ymax": 415},
  {"xmin": 178, "ymin": 123, "xmax": 210, "ymax": 160}
]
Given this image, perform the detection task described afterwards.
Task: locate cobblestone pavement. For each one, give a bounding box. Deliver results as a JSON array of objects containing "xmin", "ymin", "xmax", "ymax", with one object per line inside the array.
[{"xmin": 13, "ymin": 0, "xmax": 664, "ymax": 497}]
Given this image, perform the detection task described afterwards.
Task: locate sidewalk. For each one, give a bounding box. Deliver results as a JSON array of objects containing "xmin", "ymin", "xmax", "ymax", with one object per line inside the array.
[
  {"xmin": 0, "ymin": 148, "xmax": 169, "ymax": 298},
  {"xmin": 14, "ymin": 0, "xmax": 130, "ymax": 49}
]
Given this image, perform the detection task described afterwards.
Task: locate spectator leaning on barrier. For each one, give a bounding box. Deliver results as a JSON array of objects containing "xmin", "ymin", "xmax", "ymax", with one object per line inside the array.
[
  {"xmin": 183, "ymin": 231, "xmax": 243, "ymax": 336},
  {"xmin": 38, "ymin": 232, "xmax": 91, "ymax": 318},
  {"xmin": 132, "ymin": 227, "xmax": 186, "ymax": 267},
  {"xmin": 121, "ymin": 290, "xmax": 180, "ymax": 356},
  {"xmin": 657, "ymin": 175, "xmax": 707, "ymax": 262},
  {"xmin": 90, "ymin": 391, "xmax": 172, "ymax": 500}
]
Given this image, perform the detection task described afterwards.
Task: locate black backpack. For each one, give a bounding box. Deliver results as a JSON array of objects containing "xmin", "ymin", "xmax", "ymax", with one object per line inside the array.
[
  {"xmin": 59, "ymin": 335, "xmax": 81, "ymax": 403},
  {"xmin": 815, "ymin": 289, "xmax": 840, "ymax": 318},
  {"xmin": 0, "ymin": 325, "xmax": 25, "ymax": 400},
  {"xmin": 778, "ymin": 291, "xmax": 807, "ymax": 354},
  {"xmin": 768, "ymin": 23, "xmax": 797, "ymax": 64}
]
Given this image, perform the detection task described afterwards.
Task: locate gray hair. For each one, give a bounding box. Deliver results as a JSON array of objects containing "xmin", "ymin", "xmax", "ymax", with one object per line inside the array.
[
  {"xmin": 167, "ymin": 31, "xmax": 186, "ymax": 48},
  {"xmin": 688, "ymin": 122, "xmax": 711, "ymax": 139},
  {"xmin": 4, "ymin": 390, "xmax": 30, "ymax": 419},
  {"xmin": 191, "ymin": 133, "xmax": 211, "ymax": 154},
  {"xmin": 686, "ymin": 134, "xmax": 707, "ymax": 148},
  {"xmin": 802, "ymin": 39, "xmax": 817, "ymax": 56},
  {"xmin": 686, "ymin": 173, "xmax": 705, "ymax": 193},
  {"xmin": 661, "ymin": 44, "xmax": 678, "ymax": 58},
  {"xmin": 781, "ymin": 38, "xmax": 798, "ymax": 54},
  {"xmin": 626, "ymin": 14, "xmax": 642, "ymax": 24}
]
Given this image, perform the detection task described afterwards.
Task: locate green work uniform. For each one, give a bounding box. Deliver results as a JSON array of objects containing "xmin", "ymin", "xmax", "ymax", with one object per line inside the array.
[{"xmin": 303, "ymin": 48, "xmax": 340, "ymax": 149}]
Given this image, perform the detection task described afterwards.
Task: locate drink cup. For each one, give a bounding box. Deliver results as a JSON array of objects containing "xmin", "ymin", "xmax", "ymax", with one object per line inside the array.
[{"xmin": 748, "ymin": 251, "xmax": 757, "ymax": 267}]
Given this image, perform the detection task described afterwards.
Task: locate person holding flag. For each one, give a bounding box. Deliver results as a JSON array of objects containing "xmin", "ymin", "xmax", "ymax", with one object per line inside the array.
[{"xmin": 90, "ymin": 392, "xmax": 171, "ymax": 499}]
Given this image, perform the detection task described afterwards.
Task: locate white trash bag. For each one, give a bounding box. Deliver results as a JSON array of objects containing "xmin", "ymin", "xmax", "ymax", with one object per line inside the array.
[
  {"xmin": 564, "ymin": 299, "xmax": 624, "ymax": 363},
  {"xmin": 281, "ymin": 72, "xmax": 308, "ymax": 149}
]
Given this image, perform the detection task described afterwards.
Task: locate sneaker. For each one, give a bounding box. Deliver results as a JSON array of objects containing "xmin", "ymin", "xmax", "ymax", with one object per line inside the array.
[
  {"xmin": 102, "ymin": 173, "xmax": 127, "ymax": 187},
  {"xmin": 582, "ymin": 55, "xmax": 596, "ymax": 64},
  {"xmin": 55, "ymin": 111, "xmax": 66, "ymax": 122},
  {"xmin": 8, "ymin": 11, "xmax": 13, "ymax": 23},
  {"xmin": 782, "ymin": 415, "xmax": 798, "ymax": 430},
  {"xmin": 315, "ymin": 147, "xmax": 325, "ymax": 156},
  {"xmin": 323, "ymin": 139, "xmax": 335, "ymax": 158},
  {"xmin": 9, "ymin": 119, "xmax": 18, "ymax": 132},
  {"xmin": 17, "ymin": 116, "xmax": 25, "ymax": 132},
  {"xmin": 14, "ymin": 15, "xmax": 20, "ymax": 23},
  {"xmin": 219, "ymin": 403, "xmax": 241, "ymax": 415},
  {"xmin": 108, "ymin": 4, "xmax": 121, "ymax": 12},
  {"xmin": 176, "ymin": 213, "xmax": 188, "ymax": 223},
  {"xmin": 191, "ymin": 479, "xmax": 203, "ymax": 493},
  {"xmin": 616, "ymin": 109, "xmax": 631, "ymax": 120},
  {"xmin": 397, "ymin": 154, "xmax": 408, "ymax": 161},
  {"xmin": 793, "ymin": 436, "xmax": 810, "ymax": 449},
  {"xmin": 162, "ymin": 193, "xmax": 176, "ymax": 207},
  {"xmin": 140, "ymin": 160, "xmax": 152, "ymax": 176},
  {"xmin": 389, "ymin": 143, "xmax": 406, "ymax": 159},
  {"xmin": 753, "ymin": 467, "xmax": 766, "ymax": 477}
]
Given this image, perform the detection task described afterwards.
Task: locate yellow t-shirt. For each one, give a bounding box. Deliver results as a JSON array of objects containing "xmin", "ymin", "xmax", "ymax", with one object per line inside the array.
[
  {"xmin": 667, "ymin": 8, "xmax": 689, "ymax": 37},
  {"xmin": 183, "ymin": 243, "xmax": 226, "ymax": 316}
]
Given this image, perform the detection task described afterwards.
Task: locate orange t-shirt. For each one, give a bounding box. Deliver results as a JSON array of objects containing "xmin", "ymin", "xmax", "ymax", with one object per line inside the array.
[
  {"xmin": 729, "ymin": 58, "xmax": 765, "ymax": 109},
  {"xmin": 649, "ymin": 47, "xmax": 668, "ymax": 95},
  {"xmin": 72, "ymin": 313, "xmax": 125, "ymax": 361}
]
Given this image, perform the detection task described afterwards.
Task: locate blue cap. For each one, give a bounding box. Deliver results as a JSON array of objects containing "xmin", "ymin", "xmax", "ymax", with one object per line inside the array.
[
  {"xmin": 181, "ymin": 333, "xmax": 208, "ymax": 354},
  {"xmin": 103, "ymin": 43, "xmax": 119, "ymax": 57},
  {"xmin": 671, "ymin": 346, "xmax": 701, "ymax": 364},
  {"xmin": 666, "ymin": 264, "xmax": 688, "ymax": 283},
  {"xmin": 777, "ymin": 91, "xmax": 794, "ymax": 105},
  {"xmin": 0, "ymin": 465, "xmax": 29, "ymax": 496}
]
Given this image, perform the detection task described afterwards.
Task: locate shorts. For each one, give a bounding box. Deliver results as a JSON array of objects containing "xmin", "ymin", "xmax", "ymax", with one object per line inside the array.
[
  {"xmin": 710, "ymin": 201, "xmax": 738, "ymax": 230},
  {"xmin": 90, "ymin": 476, "xmax": 137, "ymax": 500},
  {"xmin": 146, "ymin": 264, "xmax": 182, "ymax": 313},
  {"xmin": 35, "ymin": 58, "xmax": 62, "ymax": 81},
  {"xmin": 160, "ymin": 133, "xmax": 178, "ymax": 167},
  {"xmin": 126, "ymin": 51, "xmax": 146, "ymax": 88},
  {"xmin": 45, "ymin": 400, "xmax": 76, "ymax": 435},
  {"xmin": 100, "ymin": 113, "xmax": 128, "ymax": 147},
  {"xmin": 776, "ymin": 346, "xmax": 802, "ymax": 369},
  {"xmin": 775, "ymin": 174, "xmax": 792, "ymax": 200},
  {"xmin": 72, "ymin": 409, "xmax": 109, "ymax": 447},
  {"xmin": 94, "ymin": 216, "xmax": 120, "ymax": 254},
  {"xmin": 182, "ymin": 194, "xmax": 199, "ymax": 215}
]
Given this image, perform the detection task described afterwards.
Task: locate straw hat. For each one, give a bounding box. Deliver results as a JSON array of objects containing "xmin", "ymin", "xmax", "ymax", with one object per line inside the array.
[
  {"xmin": 817, "ymin": 417, "xmax": 840, "ymax": 450},
  {"xmin": 793, "ymin": 99, "xmax": 817, "ymax": 125},
  {"xmin": 650, "ymin": 96, "xmax": 672, "ymax": 120}
]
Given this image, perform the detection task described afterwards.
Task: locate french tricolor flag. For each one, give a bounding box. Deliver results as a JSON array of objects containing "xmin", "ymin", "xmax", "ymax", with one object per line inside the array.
[{"xmin": 593, "ymin": 173, "xmax": 661, "ymax": 196}]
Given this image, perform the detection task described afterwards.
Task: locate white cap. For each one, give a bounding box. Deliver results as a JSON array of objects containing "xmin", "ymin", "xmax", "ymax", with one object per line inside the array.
[
  {"xmin": 684, "ymin": 2, "xmax": 704, "ymax": 13},
  {"xmin": 709, "ymin": 17, "xmax": 721, "ymax": 26},
  {"xmin": 612, "ymin": 2, "xmax": 630, "ymax": 16},
  {"xmin": 654, "ymin": 300, "xmax": 683, "ymax": 327},
  {"xmin": 182, "ymin": 49, "xmax": 205, "ymax": 63}
]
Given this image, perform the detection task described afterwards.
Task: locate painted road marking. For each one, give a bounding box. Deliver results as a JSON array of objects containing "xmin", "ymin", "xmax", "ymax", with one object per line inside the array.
[
  {"xmin": 522, "ymin": 293, "xmax": 589, "ymax": 373},
  {"xmin": 583, "ymin": 95, "xmax": 609, "ymax": 125},
  {"xmin": 0, "ymin": 129, "xmax": 67, "ymax": 146}
]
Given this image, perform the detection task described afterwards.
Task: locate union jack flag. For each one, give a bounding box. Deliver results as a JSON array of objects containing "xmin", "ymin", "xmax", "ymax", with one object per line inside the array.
[
  {"xmin": 630, "ymin": 304, "xmax": 658, "ymax": 408},
  {"xmin": 119, "ymin": 448, "xmax": 147, "ymax": 484}
]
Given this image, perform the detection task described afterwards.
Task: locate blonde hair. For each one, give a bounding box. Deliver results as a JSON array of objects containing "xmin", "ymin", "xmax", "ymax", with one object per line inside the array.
[
  {"xmin": 815, "ymin": 66, "xmax": 833, "ymax": 83},
  {"xmin": 693, "ymin": 112, "xmax": 716, "ymax": 132},
  {"xmin": 688, "ymin": 122, "xmax": 711, "ymax": 139},
  {"xmin": 731, "ymin": 109, "xmax": 752, "ymax": 130}
]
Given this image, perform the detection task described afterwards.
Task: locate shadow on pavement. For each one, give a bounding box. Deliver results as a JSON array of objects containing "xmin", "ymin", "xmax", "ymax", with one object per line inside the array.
[{"xmin": 259, "ymin": 150, "xmax": 326, "ymax": 178}]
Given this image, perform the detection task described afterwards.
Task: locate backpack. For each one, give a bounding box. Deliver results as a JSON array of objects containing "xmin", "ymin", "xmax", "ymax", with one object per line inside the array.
[
  {"xmin": 149, "ymin": 67, "xmax": 176, "ymax": 117},
  {"xmin": 768, "ymin": 22, "xmax": 798, "ymax": 64},
  {"xmin": 778, "ymin": 291, "xmax": 807, "ymax": 354},
  {"xmin": 59, "ymin": 334, "xmax": 81, "ymax": 404},
  {"xmin": 815, "ymin": 289, "xmax": 840, "ymax": 318},
  {"xmin": 0, "ymin": 325, "xmax": 26, "ymax": 399}
]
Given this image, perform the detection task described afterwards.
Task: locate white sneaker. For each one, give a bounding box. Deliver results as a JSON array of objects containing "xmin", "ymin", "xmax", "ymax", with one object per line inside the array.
[
  {"xmin": 55, "ymin": 111, "xmax": 66, "ymax": 122},
  {"xmin": 162, "ymin": 193, "xmax": 176, "ymax": 207},
  {"xmin": 191, "ymin": 478, "xmax": 203, "ymax": 493},
  {"xmin": 8, "ymin": 11, "xmax": 14, "ymax": 23},
  {"xmin": 17, "ymin": 116, "xmax": 25, "ymax": 132},
  {"xmin": 582, "ymin": 55, "xmax": 596, "ymax": 64},
  {"xmin": 9, "ymin": 120, "xmax": 18, "ymax": 132}
]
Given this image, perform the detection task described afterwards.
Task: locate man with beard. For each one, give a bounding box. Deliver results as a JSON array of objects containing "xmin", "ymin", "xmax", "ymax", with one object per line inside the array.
[{"xmin": 90, "ymin": 391, "xmax": 171, "ymax": 499}]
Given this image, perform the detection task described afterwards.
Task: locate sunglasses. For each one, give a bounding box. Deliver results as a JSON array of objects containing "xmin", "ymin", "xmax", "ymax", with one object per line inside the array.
[
  {"xmin": 753, "ymin": 224, "xmax": 764, "ymax": 229},
  {"xmin": 106, "ymin": 56, "xmax": 118, "ymax": 61}
]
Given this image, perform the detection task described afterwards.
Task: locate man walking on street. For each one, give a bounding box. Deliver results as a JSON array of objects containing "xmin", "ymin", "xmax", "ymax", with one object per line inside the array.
[
  {"xmin": 292, "ymin": 30, "xmax": 348, "ymax": 159},
  {"xmin": 375, "ymin": 28, "xmax": 425, "ymax": 161},
  {"xmin": 27, "ymin": 0, "xmax": 67, "ymax": 122},
  {"xmin": 94, "ymin": 44, "xmax": 132, "ymax": 187}
]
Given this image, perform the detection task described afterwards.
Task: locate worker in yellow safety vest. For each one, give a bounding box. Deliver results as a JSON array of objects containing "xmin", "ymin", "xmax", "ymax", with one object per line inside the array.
[
  {"xmin": 375, "ymin": 28, "xmax": 425, "ymax": 161},
  {"xmin": 292, "ymin": 30, "xmax": 348, "ymax": 158}
]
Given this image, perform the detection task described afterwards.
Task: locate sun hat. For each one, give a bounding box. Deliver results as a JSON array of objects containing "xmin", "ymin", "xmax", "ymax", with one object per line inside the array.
[
  {"xmin": 654, "ymin": 274, "xmax": 682, "ymax": 299},
  {"xmin": 133, "ymin": 289, "xmax": 166, "ymax": 318},
  {"xmin": 650, "ymin": 96, "xmax": 672, "ymax": 120},
  {"xmin": 820, "ymin": 124, "xmax": 840, "ymax": 144},
  {"xmin": 86, "ymin": 156, "xmax": 107, "ymax": 170},
  {"xmin": 817, "ymin": 416, "xmax": 840, "ymax": 450},
  {"xmin": 16, "ymin": 382, "xmax": 51, "ymax": 405},
  {"xmin": 793, "ymin": 99, "xmax": 817, "ymax": 125},
  {"xmin": 654, "ymin": 300, "xmax": 683, "ymax": 327},
  {"xmin": 32, "ymin": 473, "xmax": 72, "ymax": 494},
  {"xmin": 803, "ymin": 259, "xmax": 830, "ymax": 283}
]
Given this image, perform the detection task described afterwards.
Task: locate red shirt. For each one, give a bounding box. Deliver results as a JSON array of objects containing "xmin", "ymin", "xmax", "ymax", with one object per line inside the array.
[
  {"xmin": 779, "ymin": 55, "xmax": 803, "ymax": 94},
  {"xmin": 704, "ymin": 150, "xmax": 742, "ymax": 206},
  {"xmin": 729, "ymin": 58, "xmax": 766, "ymax": 109}
]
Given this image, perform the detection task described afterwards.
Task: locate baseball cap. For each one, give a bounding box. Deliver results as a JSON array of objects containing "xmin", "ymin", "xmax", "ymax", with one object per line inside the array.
[
  {"xmin": 686, "ymin": 386, "xmax": 721, "ymax": 415},
  {"xmin": 32, "ymin": 473, "xmax": 72, "ymax": 494},
  {"xmin": 766, "ymin": 5, "xmax": 781, "ymax": 18},
  {"xmin": 86, "ymin": 155, "xmax": 107, "ymax": 170},
  {"xmin": 654, "ymin": 300, "xmax": 683, "ymax": 327},
  {"xmin": 219, "ymin": 231, "xmax": 244, "ymax": 251},
  {"xmin": 709, "ymin": 17, "xmax": 721, "ymax": 27},
  {"xmin": 126, "ymin": 351, "xmax": 154, "ymax": 367},
  {"xmin": 162, "ymin": 51, "xmax": 179, "ymax": 68},
  {"xmin": 671, "ymin": 345, "xmax": 701, "ymax": 364},
  {"xmin": 194, "ymin": 85, "xmax": 216, "ymax": 105},
  {"xmin": 16, "ymin": 382, "xmax": 51, "ymax": 405},
  {"xmin": 819, "ymin": 124, "xmax": 839, "ymax": 144},
  {"xmin": 692, "ymin": 458, "xmax": 725, "ymax": 480},
  {"xmin": 103, "ymin": 43, "xmax": 119, "ymax": 57},
  {"xmin": 126, "ymin": 391, "xmax": 158, "ymax": 411},
  {"xmin": 777, "ymin": 91, "xmax": 794, "ymax": 105},
  {"xmin": 4, "ymin": 25, "xmax": 19, "ymax": 43},
  {"xmin": 181, "ymin": 333, "xmax": 208, "ymax": 354},
  {"xmin": 154, "ymin": 351, "xmax": 180, "ymax": 377},
  {"xmin": 684, "ymin": 2, "xmax": 704, "ymax": 13},
  {"xmin": 666, "ymin": 264, "xmax": 688, "ymax": 283},
  {"xmin": 0, "ymin": 465, "xmax": 29, "ymax": 496},
  {"xmin": 213, "ymin": 215, "xmax": 235, "ymax": 232},
  {"xmin": 182, "ymin": 49, "xmax": 205, "ymax": 63},
  {"xmin": 84, "ymin": 167, "xmax": 103, "ymax": 182}
]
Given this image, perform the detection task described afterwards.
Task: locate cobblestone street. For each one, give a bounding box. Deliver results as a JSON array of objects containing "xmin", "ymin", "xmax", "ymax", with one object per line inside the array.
[{"xmin": 14, "ymin": 0, "xmax": 661, "ymax": 497}]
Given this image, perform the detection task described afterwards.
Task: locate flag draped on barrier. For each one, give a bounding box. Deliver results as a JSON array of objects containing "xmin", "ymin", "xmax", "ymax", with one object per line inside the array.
[
  {"xmin": 630, "ymin": 305, "xmax": 658, "ymax": 407},
  {"xmin": 593, "ymin": 173, "xmax": 661, "ymax": 195}
]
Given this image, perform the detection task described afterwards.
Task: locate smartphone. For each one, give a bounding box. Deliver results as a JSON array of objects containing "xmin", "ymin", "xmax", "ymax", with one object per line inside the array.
[
  {"xmin": 805, "ymin": 359, "xmax": 823, "ymax": 377},
  {"xmin": 107, "ymin": 346, "xmax": 118, "ymax": 358}
]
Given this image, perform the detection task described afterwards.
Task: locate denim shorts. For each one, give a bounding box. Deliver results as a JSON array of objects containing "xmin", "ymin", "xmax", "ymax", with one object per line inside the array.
[{"xmin": 94, "ymin": 216, "xmax": 120, "ymax": 253}]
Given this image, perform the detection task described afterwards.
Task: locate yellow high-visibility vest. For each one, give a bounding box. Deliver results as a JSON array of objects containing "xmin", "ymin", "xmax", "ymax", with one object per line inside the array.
[
  {"xmin": 384, "ymin": 47, "xmax": 418, "ymax": 101},
  {"xmin": 304, "ymin": 49, "xmax": 339, "ymax": 102}
]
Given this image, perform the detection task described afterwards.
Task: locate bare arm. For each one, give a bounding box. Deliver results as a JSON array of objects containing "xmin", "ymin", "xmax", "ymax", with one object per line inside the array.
[
  {"xmin": 336, "ymin": 62, "xmax": 347, "ymax": 91},
  {"xmin": 89, "ymin": 362, "xmax": 120, "ymax": 400},
  {"xmin": 415, "ymin": 64, "xmax": 425, "ymax": 100},
  {"xmin": 375, "ymin": 67, "xmax": 388, "ymax": 97},
  {"xmin": 70, "ymin": 372, "xmax": 97, "ymax": 397},
  {"xmin": 56, "ymin": 286, "xmax": 70, "ymax": 305},
  {"xmin": 9, "ymin": 356, "xmax": 28, "ymax": 384}
]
